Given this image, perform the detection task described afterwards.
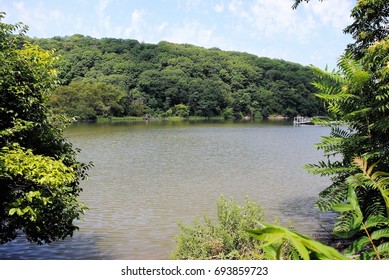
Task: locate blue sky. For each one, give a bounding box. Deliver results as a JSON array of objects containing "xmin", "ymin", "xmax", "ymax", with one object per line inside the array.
[{"xmin": 0, "ymin": 0, "xmax": 355, "ymax": 69}]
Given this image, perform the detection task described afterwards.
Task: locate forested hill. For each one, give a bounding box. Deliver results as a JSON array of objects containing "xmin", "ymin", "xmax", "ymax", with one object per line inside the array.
[{"xmin": 31, "ymin": 35, "xmax": 325, "ymax": 120}]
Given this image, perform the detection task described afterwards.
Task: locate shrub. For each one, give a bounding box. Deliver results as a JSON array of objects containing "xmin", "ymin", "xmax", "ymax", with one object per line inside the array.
[{"xmin": 170, "ymin": 196, "xmax": 265, "ymax": 260}]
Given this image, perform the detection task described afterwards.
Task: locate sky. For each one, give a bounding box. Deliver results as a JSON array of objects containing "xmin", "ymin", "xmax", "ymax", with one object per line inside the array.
[{"xmin": 0, "ymin": 0, "xmax": 356, "ymax": 69}]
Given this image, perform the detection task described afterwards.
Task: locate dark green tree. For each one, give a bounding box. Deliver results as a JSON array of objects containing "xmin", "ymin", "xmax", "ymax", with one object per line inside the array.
[
  {"xmin": 0, "ymin": 13, "xmax": 90, "ymax": 244},
  {"xmin": 33, "ymin": 34, "xmax": 323, "ymax": 119}
]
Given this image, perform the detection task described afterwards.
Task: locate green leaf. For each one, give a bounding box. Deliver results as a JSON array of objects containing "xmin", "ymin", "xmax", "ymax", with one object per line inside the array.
[
  {"xmin": 370, "ymin": 228, "xmax": 389, "ymax": 240},
  {"xmin": 246, "ymin": 228, "xmax": 285, "ymax": 246},
  {"xmin": 377, "ymin": 242, "xmax": 389, "ymax": 254},
  {"xmin": 332, "ymin": 203, "xmax": 354, "ymax": 212},
  {"xmin": 346, "ymin": 236, "xmax": 370, "ymax": 254},
  {"xmin": 247, "ymin": 222, "xmax": 349, "ymax": 260},
  {"xmin": 364, "ymin": 216, "xmax": 389, "ymax": 229},
  {"xmin": 289, "ymin": 238, "xmax": 310, "ymax": 260},
  {"xmin": 8, "ymin": 208, "xmax": 17, "ymax": 216}
]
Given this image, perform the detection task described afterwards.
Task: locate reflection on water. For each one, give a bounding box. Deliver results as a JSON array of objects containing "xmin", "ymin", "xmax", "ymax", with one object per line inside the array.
[{"xmin": 0, "ymin": 119, "xmax": 334, "ymax": 259}]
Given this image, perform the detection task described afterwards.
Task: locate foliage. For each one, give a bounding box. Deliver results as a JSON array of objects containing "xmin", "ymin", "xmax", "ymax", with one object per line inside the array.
[
  {"xmin": 48, "ymin": 81, "xmax": 126, "ymax": 120},
  {"xmin": 253, "ymin": 0, "xmax": 389, "ymax": 260},
  {"xmin": 332, "ymin": 156, "xmax": 389, "ymax": 260},
  {"xmin": 0, "ymin": 13, "xmax": 90, "ymax": 244},
  {"xmin": 307, "ymin": 41, "xmax": 389, "ymax": 223},
  {"xmin": 292, "ymin": 0, "xmax": 389, "ymax": 259},
  {"xmin": 31, "ymin": 36, "xmax": 325, "ymax": 120},
  {"xmin": 247, "ymin": 156, "xmax": 389, "ymax": 260},
  {"xmin": 170, "ymin": 196, "xmax": 265, "ymax": 260},
  {"xmin": 170, "ymin": 104, "xmax": 190, "ymax": 118},
  {"xmin": 344, "ymin": 0, "xmax": 389, "ymax": 59},
  {"xmin": 247, "ymin": 222, "xmax": 348, "ymax": 260}
]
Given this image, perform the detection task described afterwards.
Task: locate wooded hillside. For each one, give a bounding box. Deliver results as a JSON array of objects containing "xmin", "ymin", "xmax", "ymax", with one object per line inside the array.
[{"xmin": 31, "ymin": 35, "xmax": 325, "ymax": 120}]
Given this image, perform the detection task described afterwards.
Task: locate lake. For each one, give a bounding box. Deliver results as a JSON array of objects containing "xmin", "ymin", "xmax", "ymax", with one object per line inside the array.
[{"xmin": 0, "ymin": 119, "xmax": 335, "ymax": 259}]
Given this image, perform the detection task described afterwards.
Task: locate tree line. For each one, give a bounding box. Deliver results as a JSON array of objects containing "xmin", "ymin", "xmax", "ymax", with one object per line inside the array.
[{"xmin": 30, "ymin": 36, "xmax": 325, "ymax": 120}]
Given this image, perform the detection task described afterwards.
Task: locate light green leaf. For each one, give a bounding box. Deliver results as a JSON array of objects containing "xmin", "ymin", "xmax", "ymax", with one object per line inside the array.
[
  {"xmin": 289, "ymin": 238, "xmax": 310, "ymax": 260},
  {"xmin": 370, "ymin": 228, "xmax": 389, "ymax": 240},
  {"xmin": 332, "ymin": 203, "xmax": 354, "ymax": 212},
  {"xmin": 377, "ymin": 242, "xmax": 389, "ymax": 254}
]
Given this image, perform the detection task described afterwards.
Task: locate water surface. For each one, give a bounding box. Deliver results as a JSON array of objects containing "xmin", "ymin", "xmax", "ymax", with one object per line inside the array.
[{"xmin": 0, "ymin": 120, "xmax": 334, "ymax": 259}]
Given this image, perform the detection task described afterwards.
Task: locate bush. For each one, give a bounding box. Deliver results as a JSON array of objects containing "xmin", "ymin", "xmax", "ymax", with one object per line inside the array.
[{"xmin": 170, "ymin": 196, "xmax": 265, "ymax": 260}]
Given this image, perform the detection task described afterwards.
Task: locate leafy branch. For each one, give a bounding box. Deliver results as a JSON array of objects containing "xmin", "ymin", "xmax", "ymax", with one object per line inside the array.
[{"xmin": 246, "ymin": 222, "xmax": 348, "ymax": 260}]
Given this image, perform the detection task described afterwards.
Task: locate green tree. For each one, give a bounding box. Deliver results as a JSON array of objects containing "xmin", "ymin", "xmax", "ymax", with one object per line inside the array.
[
  {"xmin": 34, "ymin": 34, "xmax": 322, "ymax": 120},
  {"xmin": 49, "ymin": 81, "xmax": 126, "ymax": 120},
  {"xmin": 0, "ymin": 13, "xmax": 90, "ymax": 244},
  {"xmin": 286, "ymin": 0, "xmax": 389, "ymax": 259},
  {"xmin": 172, "ymin": 104, "xmax": 190, "ymax": 118},
  {"xmin": 306, "ymin": 41, "xmax": 389, "ymax": 258}
]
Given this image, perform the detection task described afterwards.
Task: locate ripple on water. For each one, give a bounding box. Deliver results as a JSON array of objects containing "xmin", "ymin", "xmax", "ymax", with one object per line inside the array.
[{"xmin": 0, "ymin": 121, "xmax": 334, "ymax": 259}]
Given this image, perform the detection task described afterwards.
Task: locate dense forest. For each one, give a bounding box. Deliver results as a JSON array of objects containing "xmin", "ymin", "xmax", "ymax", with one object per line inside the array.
[{"xmin": 31, "ymin": 35, "xmax": 325, "ymax": 120}]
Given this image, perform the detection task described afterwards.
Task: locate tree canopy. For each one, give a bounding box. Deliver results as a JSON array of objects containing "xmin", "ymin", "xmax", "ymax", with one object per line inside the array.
[
  {"xmin": 30, "ymin": 35, "xmax": 325, "ymax": 120},
  {"xmin": 0, "ymin": 13, "xmax": 90, "ymax": 244}
]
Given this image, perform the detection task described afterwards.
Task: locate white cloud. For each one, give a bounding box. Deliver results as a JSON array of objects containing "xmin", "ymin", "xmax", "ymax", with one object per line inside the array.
[
  {"xmin": 163, "ymin": 20, "xmax": 225, "ymax": 49},
  {"xmin": 157, "ymin": 22, "xmax": 168, "ymax": 33},
  {"xmin": 14, "ymin": 1, "xmax": 24, "ymax": 11},
  {"xmin": 177, "ymin": 0, "xmax": 203, "ymax": 10},
  {"xmin": 213, "ymin": 2, "xmax": 225, "ymax": 13},
  {"xmin": 96, "ymin": 0, "xmax": 112, "ymax": 32},
  {"xmin": 307, "ymin": 0, "xmax": 353, "ymax": 30},
  {"xmin": 243, "ymin": 0, "xmax": 318, "ymax": 39},
  {"xmin": 228, "ymin": 0, "xmax": 243, "ymax": 13},
  {"xmin": 123, "ymin": 9, "xmax": 146, "ymax": 38},
  {"xmin": 97, "ymin": 0, "xmax": 111, "ymax": 14},
  {"xmin": 7, "ymin": 1, "xmax": 66, "ymax": 36},
  {"xmin": 222, "ymin": 0, "xmax": 354, "ymax": 43}
]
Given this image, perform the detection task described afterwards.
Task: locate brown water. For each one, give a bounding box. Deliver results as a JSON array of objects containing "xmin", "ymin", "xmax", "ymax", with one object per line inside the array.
[{"xmin": 0, "ymin": 119, "xmax": 334, "ymax": 259}]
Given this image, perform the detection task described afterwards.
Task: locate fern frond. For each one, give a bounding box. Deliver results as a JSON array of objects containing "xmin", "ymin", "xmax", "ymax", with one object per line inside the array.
[
  {"xmin": 316, "ymin": 182, "xmax": 349, "ymax": 212},
  {"xmin": 310, "ymin": 65, "xmax": 345, "ymax": 85},
  {"xmin": 376, "ymin": 242, "xmax": 389, "ymax": 255},
  {"xmin": 337, "ymin": 53, "xmax": 371, "ymax": 86},
  {"xmin": 363, "ymin": 216, "xmax": 389, "ymax": 229},
  {"xmin": 370, "ymin": 228, "xmax": 389, "ymax": 240},
  {"xmin": 314, "ymin": 136, "xmax": 343, "ymax": 156},
  {"xmin": 362, "ymin": 195, "xmax": 387, "ymax": 218},
  {"xmin": 305, "ymin": 160, "xmax": 351, "ymax": 176},
  {"xmin": 375, "ymin": 89, "xmax": 389, "ymax": 102},
  {"xmin": 312, "ymin": 82, "xmax": 342, "ymax": 96},
  {"xmin": 316, "ymin": 92, "xmax": 357, "ymax": 101},
  {"xmin": 330, "ymin": 126, "xmax": 352, "ymax": 138},
  {"xmin": 347, "ymin": 173, "xmax": 371, "ymax": 189},
  {"xmin": 333, "ymin": 212, "xmax": 361, "ymax": 238},
  {"xmin": 345, "ymin": 236, "xmax": 370, "ymax": 255},
  {"xmin": 343, "ymin": 107, "xmax": 372, "ymax": 120},
  {"xmin": 371, "ymin": 116, "xmax": 389, "ymax": 132},
  {"xmin": 353, "ymin": 157, "xmax": 389, "ymax": 217}
]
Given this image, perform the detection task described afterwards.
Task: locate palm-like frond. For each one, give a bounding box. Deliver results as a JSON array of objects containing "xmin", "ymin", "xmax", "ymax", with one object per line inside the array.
[
  {"xmin": 305, "ymin": 160, "xmax": 351, "ymax": 176},
  {"xmin": 316, "ymin": 181, "xmax": 349, "ymax": 212},
  {"xmin": 337, "ymin": 53, "xmax": 371, "ymax": 86},
  {"xmin": 246, "ymin": 222, "xmax": 349, "ymax": 260},
  {"xmin": 307, "ymin": 42, "xmax": 388, "ymax": 258}
]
